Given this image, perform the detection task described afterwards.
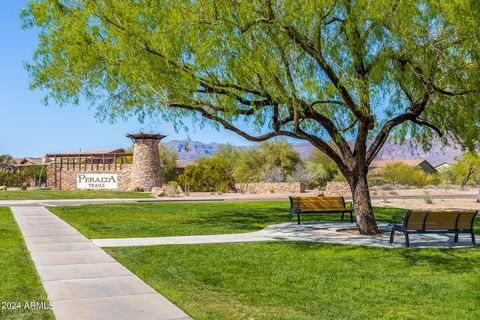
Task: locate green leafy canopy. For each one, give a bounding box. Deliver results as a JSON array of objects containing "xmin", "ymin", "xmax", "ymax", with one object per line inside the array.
[{"xmin": 22, "ymin": 0, "xmax": 480, "ymax": 174}]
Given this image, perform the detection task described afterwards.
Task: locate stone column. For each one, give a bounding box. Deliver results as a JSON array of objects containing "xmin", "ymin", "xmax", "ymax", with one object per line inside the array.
[{"xmin": 127, "ymin": 133, "xmax": 166, "ymax": 191}]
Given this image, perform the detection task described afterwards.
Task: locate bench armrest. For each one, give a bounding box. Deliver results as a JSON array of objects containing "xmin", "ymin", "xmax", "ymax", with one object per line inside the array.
[{"xmin": 345, "ymin": 202, "xmax": 353, "ymax": 210}]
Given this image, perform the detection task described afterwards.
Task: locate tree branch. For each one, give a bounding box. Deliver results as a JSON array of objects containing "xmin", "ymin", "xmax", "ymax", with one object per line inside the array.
[
  {"xmin": 309, "ymin": 100, "xmax": 349, "ymax": 108},
  {"xmin": 366, "ymin": 93, "xmax": 430, "ymax": 164},
  {"xmin": 167, "ymin": 101, "xmax": 345, "ymax": 170},
  {"xmin": 169, "ymin": 102, "xmax": 292, "ymax": 142},
  {"xmin": 342, "ymin": 119, "xmax": 358, "ymax": 132},
  {"xmin": 411, "ymin": 119, "xmax": 443, "ymax": 137},
  {"xmin": 197, "ymin": 83, "xmax": 273, "ymax": 111},
  {"xmin": 430, "ymin": 84, "xmax": 479, "ymax": 97}
]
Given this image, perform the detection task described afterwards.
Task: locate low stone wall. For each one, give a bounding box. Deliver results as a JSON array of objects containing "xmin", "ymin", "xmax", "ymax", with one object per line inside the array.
[
  {"xmin": 47, "ymin": 164, "xmax": 132, "ymax": 191},
  {"xmin": 235, "ymin": 182, "xmax": 305, "ymax": 194},
  {"xmin": 325, "ymin": 181, "xmax": 352, "ymax": 197}
]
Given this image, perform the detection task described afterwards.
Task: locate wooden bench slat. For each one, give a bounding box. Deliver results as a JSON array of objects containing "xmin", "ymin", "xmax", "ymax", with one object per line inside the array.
[{"xmin": 457, "ymin": 211, "xmax": 477, "ymax": 229}]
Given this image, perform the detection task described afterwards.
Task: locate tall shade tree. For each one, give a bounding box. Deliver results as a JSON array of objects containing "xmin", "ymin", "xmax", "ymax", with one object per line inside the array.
[{"xmin": 22, "ymin": 0, "xmax": 480, "ymax": 234}]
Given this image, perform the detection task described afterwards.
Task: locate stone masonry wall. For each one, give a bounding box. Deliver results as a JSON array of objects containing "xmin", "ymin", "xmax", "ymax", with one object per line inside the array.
[
  {"xmin": 325, "ymin": 181, "xmax": 352, "ymax": 197},
  {"xmin": 234, "ymin": 182, "xmax": 305, "ymax": 194},
  {"xmin": 47, "ymin": 164, "xmax": 132, "ymax": 191},
  {"xmin": 129, "ymin": 139, "xmax": 162, "ymax": 191}
]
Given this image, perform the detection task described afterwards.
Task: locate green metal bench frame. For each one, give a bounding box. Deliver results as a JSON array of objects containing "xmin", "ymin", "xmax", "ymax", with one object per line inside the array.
[
  {"xmin": 288, "ymin": 196, "xmax": 354, "ymax": 224},
  {"xmin": 390, "ymin": 210, "xmax": 478, "ymax": 247}
]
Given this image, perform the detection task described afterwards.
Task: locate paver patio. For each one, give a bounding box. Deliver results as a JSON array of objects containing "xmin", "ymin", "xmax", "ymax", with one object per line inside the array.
[
  {"xmin": 11, "ymin": 206, "xmax": 191, "ymax": 320},
  {"xmin": 93, "ymin": 221, "xmax": 478, "ymax": 249}
]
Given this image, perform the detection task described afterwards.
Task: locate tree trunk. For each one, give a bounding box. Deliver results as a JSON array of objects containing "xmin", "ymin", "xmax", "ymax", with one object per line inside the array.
[{"xmin": 350, "ymin": 171, "xmax": 379, "ymax": 234}]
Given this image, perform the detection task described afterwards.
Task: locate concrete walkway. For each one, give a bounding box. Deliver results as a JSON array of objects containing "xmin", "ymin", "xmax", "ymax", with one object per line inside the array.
[
  {"xmin": 3, "ymin": 193, "xmax": 478, "ymax": 208},
  {"xmin": 93, "ymin": 222, "xmax": 478, "ymax": 249},
  {"xmin": 11, "ymin": 206, "xmax": 191, "ymax": 320},
  {"xmin": 2, "ymin": 198, "xmax": 155, "ymax": 207}
]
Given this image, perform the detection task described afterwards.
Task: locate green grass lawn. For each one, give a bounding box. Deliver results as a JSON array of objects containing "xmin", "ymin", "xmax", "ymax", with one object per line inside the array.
[
  {"xmin": 107, "ymin": 242, "xmax": 480, "ymax": 320},
  {"xmin": 50, "ymin": 201, "xmax": 406, "ymax": 239},
  {"xmin": 0, "ymin": 189, "xmax": 152, "ymax": 200},
  {"xmin": 0, "ymin": 208, "xmax": 54, "ymax": 320}
]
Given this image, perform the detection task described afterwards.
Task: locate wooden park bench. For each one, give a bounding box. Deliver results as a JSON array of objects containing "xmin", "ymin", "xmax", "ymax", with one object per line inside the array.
[
  {"xmin": 390, "ymin": 210, "xmax": 478, "ymax": 247},
  {"xmin": 289, "ymin": 196, "xmax": 353, "ymax": 224}
]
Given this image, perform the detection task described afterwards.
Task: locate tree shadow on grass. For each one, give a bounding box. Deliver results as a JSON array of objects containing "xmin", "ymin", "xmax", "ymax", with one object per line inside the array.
[
  {"xmin": 264, "ymin": 241, "xmax": 480, "ymax": 274},
  {"xmin": 395, "ymin": 247, "xmax": 480, "ymax": 273}
]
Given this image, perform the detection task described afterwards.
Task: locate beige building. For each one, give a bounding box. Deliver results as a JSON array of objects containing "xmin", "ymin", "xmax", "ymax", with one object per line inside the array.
[
  {"xmin": 434, "ymin": 162, "xmax": 452, "ymax": 172},
  {"xmin": 12, "ymin": 157, "xmax": 43, "ymax": 172}
]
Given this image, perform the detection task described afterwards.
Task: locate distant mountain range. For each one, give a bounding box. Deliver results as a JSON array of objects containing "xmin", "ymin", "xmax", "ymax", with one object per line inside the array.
[{"xmin": 164, "ymin": 138, "xmax": 464, "ymax": 166}]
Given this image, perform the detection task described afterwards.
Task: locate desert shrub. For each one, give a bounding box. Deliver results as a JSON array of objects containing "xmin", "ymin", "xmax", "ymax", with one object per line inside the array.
[
  {"xmin": 291, "ymin": 163, "xmax": 311, "ymax": 184},
  {"xmin": 381, "ymin": 184, "xmax": 394, "ymax": 190},
  {"xmin": 308, "ymin": 180, "xmax": 321, "ymax": 189},
  {"xmin": 0, "ymin": 166, "xmax": 45, "ymax": 187},
  {"xmin": 262, "ymin": 166, "xmax": 285, "ymax": 183},
  {"xmin": 178, "ymin": 156, "xmax": 235, "ymax": 192},
  {"xmin": 0, "ymin": 171, "xmax": 17, "ymax": 187},
  {"xmin": 423, "ymin": 191, "xmax": 433, "ymax": 204},
  {"xmin": 381, "ymin": 193, "xmax": 389, "ymax": 203},
  {"xmin": 380, "ymin": 163, "xmax": 438, "ymax": 187},
  {"xmin": 234, "ymin": 140, "xmax": 301, "ymax": 182},
  {"xmin": 368, "ymin": 176, "xmax": 387, "ymax": 186},
  {"xmin": 304, "ymin": 149, "xmax": 339, "ymax": 186},
  {"xmin": 159, "ymin": 145, "xmax": 179, "ymax": 182},
  {"xmin": 20, "ymin": 166, "xmax": 47, "ymax": 185},
  {"xmin": 164, "ymin": 181, "xmax": 179, "ymax": 197}
]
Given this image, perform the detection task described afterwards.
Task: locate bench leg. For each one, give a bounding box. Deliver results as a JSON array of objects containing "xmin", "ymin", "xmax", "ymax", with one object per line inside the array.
[
  {"xmin": 405, "ymin": 232, "xmax": 410, "ymax": 247},
  {"xmin": 288, "ymin": 210, "xmax": 293, "ymax": 223},
  {"xmin": 341, "ymin": 213, "xmax": 344, "ymax": 222},
  {"xmin": 454, "ymin": 233, "xmax": 459, "ymax": 243},
  {"xmin": 350, "ymin": 212, "xmax": 353, "ymax": 223},
  {"xmin": 389, "ymin": 228, "xmax": 395, "ymax": 244},
  {"xmin": 297, "ymin": 212, "xmax": 301, "ymax": 225},
  {"xmin": 472, "ymin": 232, "xmax": 476, "ymax": 246}
]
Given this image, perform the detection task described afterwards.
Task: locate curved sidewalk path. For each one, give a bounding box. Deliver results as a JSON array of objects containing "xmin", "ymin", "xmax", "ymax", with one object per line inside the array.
[
  {"xmin": 93, "ymin": 222, "xmax": 478, "ymax": 249},
  {"xmin": 11, "ymin": 206, "xmax": 191, "ymax": 320}
]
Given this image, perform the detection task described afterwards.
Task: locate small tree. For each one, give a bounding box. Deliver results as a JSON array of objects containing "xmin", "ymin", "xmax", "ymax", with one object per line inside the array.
[
  {"xmin": 442, "ymin": 153, "xmax": 480, "ymax": 189},
  {"xmin": 292, "ymin": 163, "xmax": 311, "ymax": 185},
  {"xmin": 262, "ymin": 166, "xmax": 285, "ymax": 183},
  {"xmin": 0, "ymin": 154, "xmax": 14, "ymax": 172}
]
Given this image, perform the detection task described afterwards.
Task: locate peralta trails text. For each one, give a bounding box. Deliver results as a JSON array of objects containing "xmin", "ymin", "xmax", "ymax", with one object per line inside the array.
[
  {"xmin": 77, "ymin": 175, "xmax": 117, "ymax": 183},
  {"xmin": 77, "ymin": 174, "xmax": 118, "ymax": 188}
]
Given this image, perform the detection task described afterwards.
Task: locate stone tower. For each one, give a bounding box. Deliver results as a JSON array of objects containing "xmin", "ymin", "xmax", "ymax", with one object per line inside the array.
[{"xmin": 127, "ymin": 133, "xmax": 166, "ymax": 191}]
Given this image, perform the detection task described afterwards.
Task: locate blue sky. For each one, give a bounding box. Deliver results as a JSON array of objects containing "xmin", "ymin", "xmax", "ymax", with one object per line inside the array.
[{"xmin": 0, "ymin": 1, "xmax": 255, "ymax": 157}]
